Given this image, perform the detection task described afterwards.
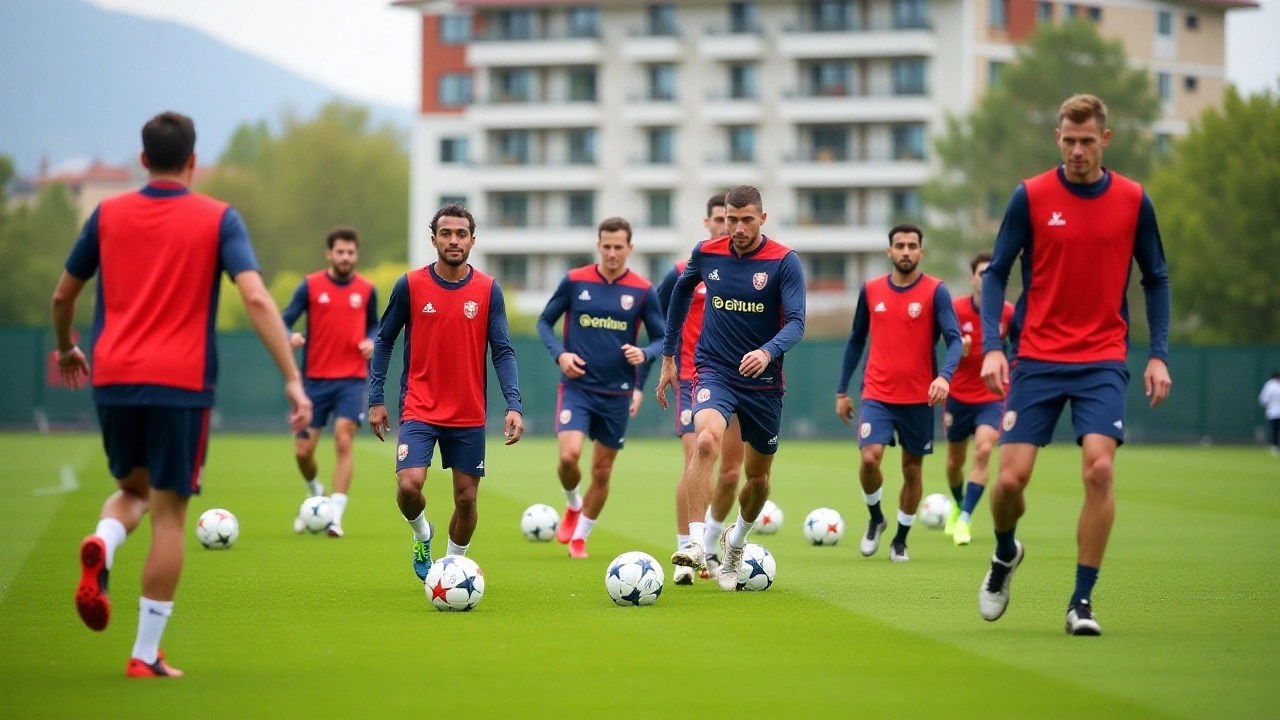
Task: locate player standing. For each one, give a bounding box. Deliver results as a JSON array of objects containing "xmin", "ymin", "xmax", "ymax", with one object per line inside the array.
[
  {"xmin": 57, "ymin": 112, "xmax": 311, "ymax": 677},
  {"xmin": 536, "ymin": 217, "xmax": 665, "ymax": 559},
  {"xmin": 835, "ymin": 223, "xmax": 962, "ymax": 562},
  {"xmin": 282, "ymin": 226, "xmax": 378, "ymax": 537},
  {"xmin": 368, "ymin": 204, "xmax": 523, "ymax": 581},
  {"xmin": 977, "ymin": 95, "xmax": 1172, "ymax": 635},
  {"xmin": 943, "ymin": 251, "xmax": 1014, "ymax": 546},
  {"xmin": 659, "ymin": 185, "xmax": 806, "ymax": 591}
]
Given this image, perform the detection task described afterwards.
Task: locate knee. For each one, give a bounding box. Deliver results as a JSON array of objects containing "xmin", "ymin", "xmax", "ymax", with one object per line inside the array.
[
  {"xmin": 455, "ymin": 486, "xmax": 478, "ymax": 514},
  {"xmin": 973, "ymin": 441, "xmax": 994, "ymax": 465},
  {"xmin": 859, "ymin": 447, "xmax": 883, "ymax": 472},
  {"xmin": 590, "ymin": 456, "xmax": 614, "ymax": 484},
  {"xmin": 996, "ymin": 466, "xmax": 1030, "ymax": 494},
  {"xmin": 396, "ymin": 476, "xmax": 422, "ymax": 499},
  {"xmin": 294, "ymin": 446, "xmax": 313, "ymax": 463},
  {"xmin": 558, "ymin": 447, "xmax": 581, "ymax": 468},
  {"xmin": 694, "ymin": 430, "xmax": 721, "ymax": 460},
  {"xmin": 902, "ymin": 465, "xmax": 923, "ymax": 485},
  {"xmin": 745, "ymin": 471, "xmax": 769, "ymax": 494},
  {"xmin": 1083, "ymin": 455, "xmax": 1114, "ymax": 495},
  {"xmin": 718, "ymin": 463, "xmax": 741, "ymax": 486},
  {"xmin": 334, "ymin": 434, "xmax": 354, "ymax": 456}
]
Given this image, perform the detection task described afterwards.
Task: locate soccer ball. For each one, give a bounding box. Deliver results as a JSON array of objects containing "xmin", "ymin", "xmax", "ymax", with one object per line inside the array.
[
  {"xmin": 195, "ymin": 508, "xmax": 239, "ymax": 550},
  {"xmin": 520, "ymin": 503, "xmax": 559, "ymax": 542},
  {"xmin": 756, "ymin": 500, "xmax": 783, "ymax": 535},
  {"xmin": 424, "ymin": 556, "xmax": 485, "ymax": 612},
  {"xmin": 605, "ymin": 551, "xmax": 664, "ymax": 607},
  {"xmin": 802, "ymin": 507, "xmax": 845, "ymax": 546},
  {"xmin": 919, "ymin": 493, "xmax": 953, "ymax": 529},
  {"xmin": 736, "ymin": 543, "xmax": 777, "ymax": 591},
  {"xmin": 298, "ymin": 496, "xmax": 334, "ymax": 534}
]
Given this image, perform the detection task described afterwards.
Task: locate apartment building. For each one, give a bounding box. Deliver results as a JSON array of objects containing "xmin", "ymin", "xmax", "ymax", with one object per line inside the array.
[{"xmin": 393, "ymin": 0, "xmax": 1251, "ymax": 313}]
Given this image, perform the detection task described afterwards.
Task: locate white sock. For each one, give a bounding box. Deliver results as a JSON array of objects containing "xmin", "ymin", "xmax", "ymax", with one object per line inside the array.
[
  {"xmin": 688, "ymin": 521, "xmax": 706, "ymax": 548},
  {"xmin": 305, "ymin": 478, "xmax": 323, "ymax": 497},
  {"xmin": 571, "ymin": 515, "xmax": 597, "ymax": 541},
  {"xmin": 330, "ymin": 493, "xmax": 348, "ymax": 526},
  {"xmin": 447, "ymin": 539, "xmax": 469, "ymax": 557},
  {"xmin": 959, "ymin": 511, "xmax": 972, "ymax": 524},
  {"xmin": 676, "ymin": 534, "xmax": 690, "ymax": 551},
  {"xmin": 728, "ymin": 513, "xmax": 754, "ymax": 549},
  {"xmin": 131, "ymin": 598, "xmax": 173, "ymax": 664},
  {"xmin": 407, "ymin": 511, "xmax": 432, "ymax": 542},
  {"xmin": 563, "ymin": 487, "xmax": 582, "ymax": 511},
  {"xmin": 704, "ymin": 509, "xmax": 724, "ymax": 554},
  {"xmin": 864, "ymin": 488, "xmax": 883, "ymax": 506},
  {"xmin": 94, "ymin": 518, "xmax": 127, "ymax": 570},
  {"xmin": 898, "ymin": 509, "xmax": 916, "ymax": 527}
]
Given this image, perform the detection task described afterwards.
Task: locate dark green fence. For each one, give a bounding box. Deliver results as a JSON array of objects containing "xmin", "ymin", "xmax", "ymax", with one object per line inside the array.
[{"xmin": 2, "ymin": 326, "xmax": 1277, "ymax": 444}]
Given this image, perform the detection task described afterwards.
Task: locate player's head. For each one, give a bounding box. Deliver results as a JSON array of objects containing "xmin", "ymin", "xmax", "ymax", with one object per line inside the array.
[
  {"xmin": 724, "ymin": 185, "xmax": 766, "ymax": 253},
  {"xmin": 325, "ymin": 226, "xmax": 359, "ymax": 279},
  {"xmin": 887, "ymin": 223, "xmax": 924, "ymax": 275},
  {"xmin": 430, "ymin": 203, "xmax": 476, "ymax": 267},
  {"xmin": 140, "ymin": 112, "xmax": 197, "ymax": 182},
  {"xmin": 704, "ymin": 193, "xmax": 728, "ymax": 239},
  {"xmin": 969, "ymin": 250, "xmax": 993, "ymax": 298},
  {"xmin": 596, "ymin": 216, "xmax": 633, "ymax": 275},
  {"xmin": 1056, "ymin": 94, "xmax": 1111, "ymax": 184}
]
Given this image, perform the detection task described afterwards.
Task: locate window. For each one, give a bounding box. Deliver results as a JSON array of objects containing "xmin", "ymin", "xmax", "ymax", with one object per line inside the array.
[
  {"xmin": 1157, "ymin": 10, "xmax": 1173, "ymax": 36},
  {"xmin": 567, "ymin": 192, "xmax": 595, "ymax": 227},
  {"xmin": 1037, "ymin": 2, "xmax": 1053, "ymax": 21},
  {"xmin": 892, "ymin": 60, "xmax": 927, "ymax": 95},
  {"xmin": 1087, "ymin": 6, "xmax": 1101, "ymax": 22},
  {"xmin": 892, "ymin": 124, "xmax": 926, "ymax": 160},
  {"xmin": 807, "ymin": 253, "xmax": 846, "ymax": 290},
  {"xmin": 648, "ymin": 3, "xmax": 678, "ymax": 36},
  {"xmin": 893, "ymin": 0, "xmax": 928, "ymax": 29},
  {"xmin": 492, "ymin": 255, "xmax": 528, "ymax": 290},
  {"xmin": 988, "ymin": 60, "xmax": 1006, "ymax": 89},
  {"xmin": 1157, "ymin": 72, "xmax": 1172, "ymax": 101},
  {"xmin": 438, "ymin": 73, "xmax": 472, "ymax": 106},
  {"xmin": 440, "ymin": 15, "xmax": 471, "ymax": 44},
  {"xmin": 497, "ymin": 131, "xmax": 531, "ymax": 164},
  {"xmin": 810, "ymin": 0, "xmax": 856, "ymax": 31},
  {"xmin": 810, "ymin": 62, "xmax": 851, "ymax": 96},
  {"xmin": 565, "ymin": 253, "xmax": 594, "ymax": 270},
  {"xmin": 440, "ymin": 194, "xmax": 468, "ymax": 208},
  {"xmin": 1186, "ymin": 14, "xmax": 1199, "ymax": 30},
  {"xmin": 1155, "ymin": 133, "xmax": 1171, "ymax": 154},
  {"xmin": 730, "ymin": 64, "xmax": 758, "ymax": 99},
  {"xmin": 810, "ymin": 126, "xmax": 849, "ymax": 161},
  {"xmin": 568, "ymin": 67, "xmax": 597, "ymax": 101},
  {"xmin": 1065, "ymin": 4, "xmax": 1078, "ymax": 18},
  {"xmin": 497, "ymin": 69, "xmax": 535, "ymax": 102},
  {"xmin": 568, "ymin": 6, "xmax": 599, "ymax": 37},
  {"xmin": 728, "ymin": 126, "xmax": 756, "ymax": 163},
  {"xmin": 496, "ymin": 193, "xmax": 529, "ymax": 227},
  {"xmin": 648, "ymin": 127, "xmax": 675, "ymax": 163},
  {"xmin": 807, "ymin": 191, "xmax": 847, "ymax": 225},
  {"xmin": 498, "ymin": 9, "xmax": 534, "ymax": 39},
  {"xmin": 891, "ymin": 189, "xmax": 923, "ymax": 219},
  {"xmin": 567, "ymin": 129, "xmax": 596, "ymax": 164},
  {"xmin": 989, "ymin": 0, "xmax": 1008, "ymax": 29},
  {"xmin": 439, "ymin": 137, "xmax": 469, "ymax": 164},
  {"xmin": 729, "ymin": 2, "xmax": 759, "ymax": 33},
  {"xmin": 1184, "ymin": 75, "xmax": 1198, "ymax": 91},
  {"xmin": 647, "ymin": 191, "xmax": 674, "ymax": 227},
  {"xmin": 649, "ymin": 64, "xmax": 677, "ymax": 100}
]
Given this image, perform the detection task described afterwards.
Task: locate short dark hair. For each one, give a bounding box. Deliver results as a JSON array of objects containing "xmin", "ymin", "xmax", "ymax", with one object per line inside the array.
[
  {"xmin": 706, "ymin": 193, "xmax": 727, "ymax": 217},
  {"xmin": 141, "ymin": 112, "xmax": 196, "ymax": 173},
  {"xmin": 724, "ymin": 185, "xmax": 763, "ymax": 211},
  {"xmin": 597, "ymin": 216, "xmax": 632, "ymax": 244},
  {"xmin": 326, "ymin": 226, "xmax": 359, "ymax": 249},
  {"xmin": 1273, "ymin": 369, "xmax": 1280, "ymax": 380},
  {"xmin": 888, "ymin": 223, "xmax": 924, "ymax": 244},
  {"xmin": 431, "ymin": 203, "xmax": 475, "ymax": 236},
  {"xmin": 970, "ymin": 250, "xmax": 993, "ymax": 274}
]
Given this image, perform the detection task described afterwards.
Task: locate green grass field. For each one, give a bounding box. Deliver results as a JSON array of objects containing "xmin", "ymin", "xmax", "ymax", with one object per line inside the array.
[{"xmin": 0, "ymin": 433, "xmax": 1276, "ymax": 719}]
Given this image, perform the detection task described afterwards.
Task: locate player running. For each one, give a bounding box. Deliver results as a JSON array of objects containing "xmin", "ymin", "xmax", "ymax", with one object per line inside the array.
[
  {"xmin": 943, "ymin": 251, "xmax": 1014, "ymax": 546},
  {"xmin": 537, "ymin": 217, "xmax": 665, "ymax": 559},
  {"xmin": 659, "ymin": 185, "xmax": 806, "ymax": 591},
  {"xmin": 282, "ymin": 226, "xmax": 378, "ymax": 537},
  {"xmin": 57, "ymin": 112, "xmax": 311, "ymax": 677},
  {"xmin": 367, "ymin": 203, "xmax": 524, "ymax": 581},
  {"xmin": 977, "ymin": 95, "xmax": 1172, "ymax": 635},
  {"xmin": 836, "ymin": 223, "xmax": 962, "ymax": 562}
]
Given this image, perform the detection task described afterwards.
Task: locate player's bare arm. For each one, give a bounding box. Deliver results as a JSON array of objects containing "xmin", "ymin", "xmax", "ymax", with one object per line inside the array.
[
  {"xmin": 835, "ymin": 393, "xmax": 855, "ymax": 424},
  {"xmin": 358, "ymin": 338, "xmax": 374, "ymax": 359},
  {"xmin": 558, "ymin": 352, "xmax": 587, "ymax": 378},
  {"xmin": 621, "ymin": 344, "xmax": 646, "ymax": 365},
  {"xmin": 928, "ymin": 376, "xmax": 951, "ymax": 407},
  {"xmin": 630, "ymin": 389, "xmax": 644, "ymax": 417},
  {"xmin": 236, "ymin": 269, "xmax": 313, "ymax": 433},
  {"xmin": 739, "ymin": 349, "xmax": 772, "ymax": 378},
  {"xmin": 504, "ymin": 410, "xmax": 524, "ymax": 445},
  {"xmin": 655, "ymin": 355, "xmax": 678, "ymax": 410},
  {"xmin": 368, "ymin": 404, "xmax": 389, "ymax": 441},
  {"xmin": 980, "ymin": 350, "xmax": 1009, "ymax": 397},
  {"xmin": 1145, "ymin": 358, "xmax": 1172, "ymax": 408},
  {"xmin": 50, "ymin": 271, "xmax": 90, "ymax": 389},
  {"xmin": 290, "ymin": 333, "xmax": 306, "ymax": 348}
]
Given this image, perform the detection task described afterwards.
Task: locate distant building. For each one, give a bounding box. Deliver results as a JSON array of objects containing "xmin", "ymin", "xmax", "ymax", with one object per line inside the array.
[{"xmin": 10, "ymin": 158, "xmax": 140, "ymax": 223}]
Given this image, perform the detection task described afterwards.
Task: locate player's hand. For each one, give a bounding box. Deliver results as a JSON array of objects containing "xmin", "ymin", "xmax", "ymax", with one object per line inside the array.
[
  {"xmin": 835, "ymin": 394, "xmax": 855, "ymax": 425},
  {"xmin": 621, "ymin": 344, "xmax": 646, "ymax": 366},
  {"xmin": 739, "ymin": 349, "xmax": 772, "ymax": 378},
  {"xmin": 56, "ymin": 346, "xmax": 89, "ymax": 390},
  {"xmin": 961, "ymin": 334, "xmax": 972, "ymax": 358},
  {"xmin": 290, "ymin": 333, "xmax": 306, "ymax": 349},
  {"xmin": 928, "ymin": 377, "xmax": 951, "ymax": 407},
  {"xmin": 284, "ymin": 378, "xmax": 312, "ymax": 434},
  {"xmin": 630, "ymin": 389, "xmax": 643, "ymax": 417},
  {"xmin": 558, "ymin": 352, "xmax": 587, "ymax": 379},
  {"xmin": 655, "ymin": 356, "xmax": 678, "ymax": 411},
  {"xmin": 1144, "ymin": 357, "xmax": 1172, "ymax": 408},
  {"xmin": 503, "ymin": 410, "xmax": 524, "ymax": 445},
  {"xmin": 368, "ymin": 404, "xmax": 390, "ymax": 441},
  {"xmin": 358, "ymin": 339, "xmax": 374, "ymax": 359},
  {"xmin": 981, "ymin": 351, "xmax": 1010, "ymax": 397}
]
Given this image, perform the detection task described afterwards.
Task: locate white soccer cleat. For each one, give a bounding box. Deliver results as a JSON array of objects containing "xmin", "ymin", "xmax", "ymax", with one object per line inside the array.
[
  {"xmin": 889, "ymin": 541, "xmax": 909, "ymax": 562},
  {"xmin": 671, "ymin": 542, "xmax": 706, "ymax": 571},
  {"xmin": 702, "ymin": 554, "xmax": 721, "ymax": 580},
  {"xmin": 293, "ymin": 514, "xmax": 306, "ymax": 534},
  {"xmin": 860, "ymin": 519, "xmax": 887, "ymax": 557},
  {"xmin": 717, "ymin": 527, "xmax": 743, "ymax": 592},
  {"xmin": 673, "ymin": 566, "xmax": 695, "ymax": 586},
  {"xmin": 1065, "ymin": 599, "xmax": 1102, "ymax": 636},
  {"xmin": 979, "ymin": 541, "xmax": 1025, "ymax": 621},
  {"xmin": 327, "ymin": 524, "xmax": 344, "ymax": 539}
]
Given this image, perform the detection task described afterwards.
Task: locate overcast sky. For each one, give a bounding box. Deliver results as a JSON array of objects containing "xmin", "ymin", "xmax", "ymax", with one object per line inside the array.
[{"xmin": 89, "ymin": 0, "xmax": 1279, "ymax": 109}]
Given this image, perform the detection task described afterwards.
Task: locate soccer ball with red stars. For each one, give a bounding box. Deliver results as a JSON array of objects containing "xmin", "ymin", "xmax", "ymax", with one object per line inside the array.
[
  {"xmin": 424, "ymin": 556, "xmax": 485, "ymax": 612},
  {"xmin": 802, "ymin": 507, "xmax": 845, "ymax": 546}
]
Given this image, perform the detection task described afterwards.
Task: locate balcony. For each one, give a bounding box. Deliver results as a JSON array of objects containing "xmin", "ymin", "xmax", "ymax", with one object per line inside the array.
[
  {"xmin": 622, "ymin": 28, "xmax": 683, "ymax": 62},
  {"xmin": 623, "ymin": 94, "xmax": 683, "ymax": 125},
  {"xmin": 779, "ymin": 150, "xmax": 930, "ymax": 187},
  {"xmin": 773, "ymin": 222, "xmax": 891, "ymax": 252},
  {"xmin": 701, "ymin": 91, "xmax": 763, "ymax": 124},
  {"xmin": 622, "ymin": 159, "xmax": 682, "ymax": 188},
  {"xmin": 470, "ymin": 160, "xmax": 601, "ymax": 192},
  {"xmin": 468, "ymin": 28, "xmax": 602, "ymax": 67},
  {"xmin": 468, "ymin": 96, "xmax": 601, "ymax": 128},
  {"xmin": 777, "ymin": 21, "xmax": 935, "ymax": 59},
  {"xmin": 701, "ymin": 153, "xmax": 764, "ymax": 187},
  {"xmin": 779, "ymin": 89, "xmax": 934, "ymax": 124},
  {"xmin": 699, "ymin": 27, "xmax": 765, "ymax": 60}
]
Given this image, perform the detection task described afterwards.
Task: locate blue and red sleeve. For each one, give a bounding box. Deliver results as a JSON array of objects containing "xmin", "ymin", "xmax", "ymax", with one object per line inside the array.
[
  {"xmin": 837, "ymin": 283, "xmax": 871, "ymax": 394},
  {"xmin": 368, "ymin": 274, "xmax": 409, "ymax": 407},
  {"xmin": 64, "ymin": 207, "xmax": 101, "ymax": 280},
  {"xmin": 365, "ymin": 286, "xmax": 380, "ymax": 342},
  {"xmin": 982, "ymin": 184, "xmax": 1031, "ymax": 354},
  {"xmin": 487, "ymin": 282, "xmax": 522, "ymax": 413},
  {"xmin": 536, "ymin": 274, "xmax": 572, "ymax": 361},
  {"xmin": 218, "ymin": 208, "xmax": 260, "ymax": 278},
  {"xmin": 933, "ymin": 283, "xmax": 963, "ymax": 381},
  {"xmin": 663, "ymin": 243, "xmax": 704, "ymax": 357},
  {"xmin": 636, "ymin": 285, "xmax": 666, "ymax": 389},
  {"xmin": 1135, "ymin": 192, "xmax": 1171, "ymax": 361},
  {"xmin": 282, "ymin": 278, "xmax": 309, "ymax": 330},
  {"xmin": 760, "ymin": 251, "xmax": 806, "ymax": 361}
]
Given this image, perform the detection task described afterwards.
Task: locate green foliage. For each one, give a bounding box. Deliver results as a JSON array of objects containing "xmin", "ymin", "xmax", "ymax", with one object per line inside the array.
[
  {"xmin": 1147, "ymin": 85, "xmax": 1280, "ymax": 344},
  {"xmin": 0, "ymin": 175, "xmax": 84, "ymax": 325}
]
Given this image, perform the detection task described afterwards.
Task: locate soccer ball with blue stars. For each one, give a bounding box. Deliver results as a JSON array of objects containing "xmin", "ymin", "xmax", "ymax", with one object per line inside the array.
[
  {"xmin": 298, "ymin": 496, "xmax": 334, "ymax": 534},
  {"xmin": 605, "ymin": 551, "xmax": 664, "ymax": 607},
  {"xmin": 424, "ymin": 556, "xmax": 485, "ymax": 612},
  {"xmin": 735, "ymin": 543, "xmax": 776, "ymax": 591},
  {"xmin": 802, "ymin": 507, "xmax": 845, "ymax": 546},
  {"xmin": 520, "ymin": 503, "xmax": 559, "ymax": 542},
  {"xmin": 195, "ymin": 508, "xmax": 239, "ymax": 550}
]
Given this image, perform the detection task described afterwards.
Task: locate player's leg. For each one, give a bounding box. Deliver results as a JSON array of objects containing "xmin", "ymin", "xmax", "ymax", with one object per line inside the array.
[
  {"xmin": 716, "ymin": 391, "xmax": 781, "ymax": 591},
  {"xmin": 1270, "ymin": 418, "xmax": 1280, "ymax": 455},
  {"xmin": 955, "ymin": 414, "xmax": 1001, "ymax": 546},
  {"xmin": 671, "ymin": 406, "xmax": 729, "ymax": 571},
  {"xmin": 326, "ymin": 417, "xmax": 359, "ymax": 537},
  {"xmin": 568, "ymin": 441, "xmax": 619, "ymax": 558},
  {"xmin": 888, "ymin": 403, "xmax": 933, "ymax": 562},
  {"xmin": 554, "ymin": 385, "xmax": 591, "ymax": 543},
  {"xmin": 445, "ymin": 470, "xmax": 481, "ymax": 556},
  {"xmin": 703, "ymin": 416, "xmax": 744, "ymax": 578},
  {"xmin": 395, "ymin": 421, "xmax": 437, "ymax": 580},
  {"xmin": 292, "ymin": 430, "xmax": 323, "ymax": 533},
  {"xmin": 673, "ymin": 431, "xmax": 697, "ymax": 585},
  {"xmin": 942, "ymin": 399, "xmax": 971, "ymax": 535},
  {"xmin": 857, "ymin": 400, "xmax": 897, "ymax": 557}
]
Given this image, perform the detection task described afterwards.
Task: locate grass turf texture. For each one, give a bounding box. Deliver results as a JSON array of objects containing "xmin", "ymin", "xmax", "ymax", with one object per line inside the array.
[{"xmin": 0, "ymin": 434, "xmax": 1276, "ymax": 719}]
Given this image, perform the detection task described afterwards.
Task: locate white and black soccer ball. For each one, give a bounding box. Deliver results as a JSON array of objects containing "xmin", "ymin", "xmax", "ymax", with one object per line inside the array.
[
  {"xmin": 755, "ymin": 500, "xmax": 783, "ymax": 535},
  {"xmin": 298, "ymin": 496, "xmax": 334, "ymax": 534},
  {"xmin": 802, "ymin": 507, "xmax": 845, "ymax": 546},
  {"xmin": 605, "ymin": 551, "xmax": 664, "ymax": 607},
  {"xmin": 736, "ymin": 543, "xmax": 776, "ymax": 591},
  {"xmin": 520, "ymin": 503, "xmax": 559, "ymax": 542},
  {"xmin": 919, "ymin": 493, "xmax": 953, "ymax": 530},
  {"xmin": 424, "ymin": 556, "xmax": 485, "ymax": 612},
  {"xmin": 195, "ymin": 508, "xmax": 239, "ymax": 549}
]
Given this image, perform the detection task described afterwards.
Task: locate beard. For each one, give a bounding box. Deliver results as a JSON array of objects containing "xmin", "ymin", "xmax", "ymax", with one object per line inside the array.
[
  {"xmin": 330, "ymin": 264, "xmax": 354, "ymax": 279},
  {"xmin": 894, "ymin": 258, "xmax": 919, "ymax": 274}
]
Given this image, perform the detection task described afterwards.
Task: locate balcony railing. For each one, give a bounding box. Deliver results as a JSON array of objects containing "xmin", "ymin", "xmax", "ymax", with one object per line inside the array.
[
  {"xmin": 475, "ymin": 91, "xmax": 597, "ymax": 105},
  {"xmin": 784, "ymin": 86, "xmax": 929, "ymax": 99},
  {"xmin": 784, "ymin": 148, "xmax": 927, "ymax": 162},
  {"xmin": 782, "ymin": 17, "xmax": 932, "ymax": 33},
  {"xmin": 479, "ymin": 156, "xmax": 598, "ymax": 167},
  {"xmin": 475, "ymin": 27, "xmax": 601, "ymax": 42}
]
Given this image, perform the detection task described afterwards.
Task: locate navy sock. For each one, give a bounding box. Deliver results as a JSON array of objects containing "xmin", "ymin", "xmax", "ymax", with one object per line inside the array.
[
  {"xmin": 868, "ymin": 502, "xmax": 884, "ymax": 525},
  {"xmin": 892, "ymin": 521, "xmax": 912, "ymax": 545},
  {"xmin": 961, "ymin": 481, "xmax": 986, "ymax": 516},
  {"xmin": 994, "ymin": 528, "xmax": 1017, "ymax": 562},
  {"xmin": 1072, "ymin": 564, "xmax": 1099, "ymax": 605},
  {"xmin": 949, "ymin": 483, "xmax": 964, "ymax": 503}
]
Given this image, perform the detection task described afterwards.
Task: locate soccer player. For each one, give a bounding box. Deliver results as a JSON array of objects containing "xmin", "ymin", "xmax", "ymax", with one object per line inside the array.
[
  {"xmin": 659, "ymin": 185, "xmax": 806, "ymax": 591},
  {"xmin": 977, "ymin": 94, "xmax": 1172, "ymax": 635},
  {"xmin": 367, "ymin": 203, "xmax": 523, "ymax": 581},
  {"xmin": 56, "ymin": 112, "xmax": 311, "ymax": 677},
  {"xmin": 536, "ymin": 217, "xmax": 665, "ymax": 559},
  {"xmin": 1260, "ymin": 371, "xmax": 1280, "ymax": 456},
  {"xmin": 282, "ymin": 226, "xmax": 378, "ymax": 537},
  {"xmin": 835, "ymin": 223, "xmax": 962, "ymax": 563},
  {"xmin": 655, "ymin": 193, "xmax": 747, "ymax": 584},
  {"xmin": 943, "ymin": 251, "xmax": 1014, "ymax": 546}
]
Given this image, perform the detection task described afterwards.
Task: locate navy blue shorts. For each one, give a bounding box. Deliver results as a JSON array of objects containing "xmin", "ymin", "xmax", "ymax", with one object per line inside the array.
[
  {"xmin": 97, "ymin": 405, "xmax": 211, "ymax": 497},
  {"xmin": 944, "ymin": 398, "xmax": 1003, "ymax": 444},
  {"xmin": 396, "ymin": 421, "xmax": 486, "ymax": 476},
  {"xmin": 1001, "ymin": 359, "xmax": 1128, "ymax": 447},
  {"xmin": 556, "ymin": 383, "xmax": 630, "ymax": 450},
  {"xmin": 305, "ymin": 378, "xmax": 366, "ymax": 431},
  {"xmin": 858, "ymin": 400, "xmax": 935, "ymax": 456},
  {"xmin": 692, "ymin": 375, "xmax": 783, "ymax": 455},
  {"xmin": 674, "ymin": 379, "xmax": 696, "ymax": 436}
]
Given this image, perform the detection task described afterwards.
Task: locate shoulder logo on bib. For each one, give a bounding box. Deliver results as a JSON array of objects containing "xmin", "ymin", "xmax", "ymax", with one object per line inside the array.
[
  {"xmin": 620, "ymin": 294, "xmax": 634, "ymax": 310},
  {"xmin": 696, "ymin": 388, "xmax": 711, "ymax": 404},
  {"xmin": 860, "ymin": 422, "xmax": 871, "ymax": 439},
  {"xmin": 397, "ymin": 443, "xmax": 409, "ymax": 461},
  {"xmin": 559, "ymin": 409, "xmax": 572, "ymax": 425},
  {"xmin": 1002, "ymin": 411, "xmax": 1017, "ymax": 431},
  {"xmin": 908, "ymin": 302, "xmax": 922, "ymax": 318},
  {"xmin": 463, "ymin": 301, "xmax": 479, "ymax": 319}
]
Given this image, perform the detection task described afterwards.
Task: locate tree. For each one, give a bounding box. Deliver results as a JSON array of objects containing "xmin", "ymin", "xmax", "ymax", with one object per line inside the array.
[
  {"xmin": 923, "ymin": 20, "xmax": 1162, "ymax": 275},
  {"xmin": 0, "ymin": 165, "xmax": 83, "ymax": 325},
  {"xmin": 1147, "ymin": 85, "xmax": 1280, "ymax": 344}
]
